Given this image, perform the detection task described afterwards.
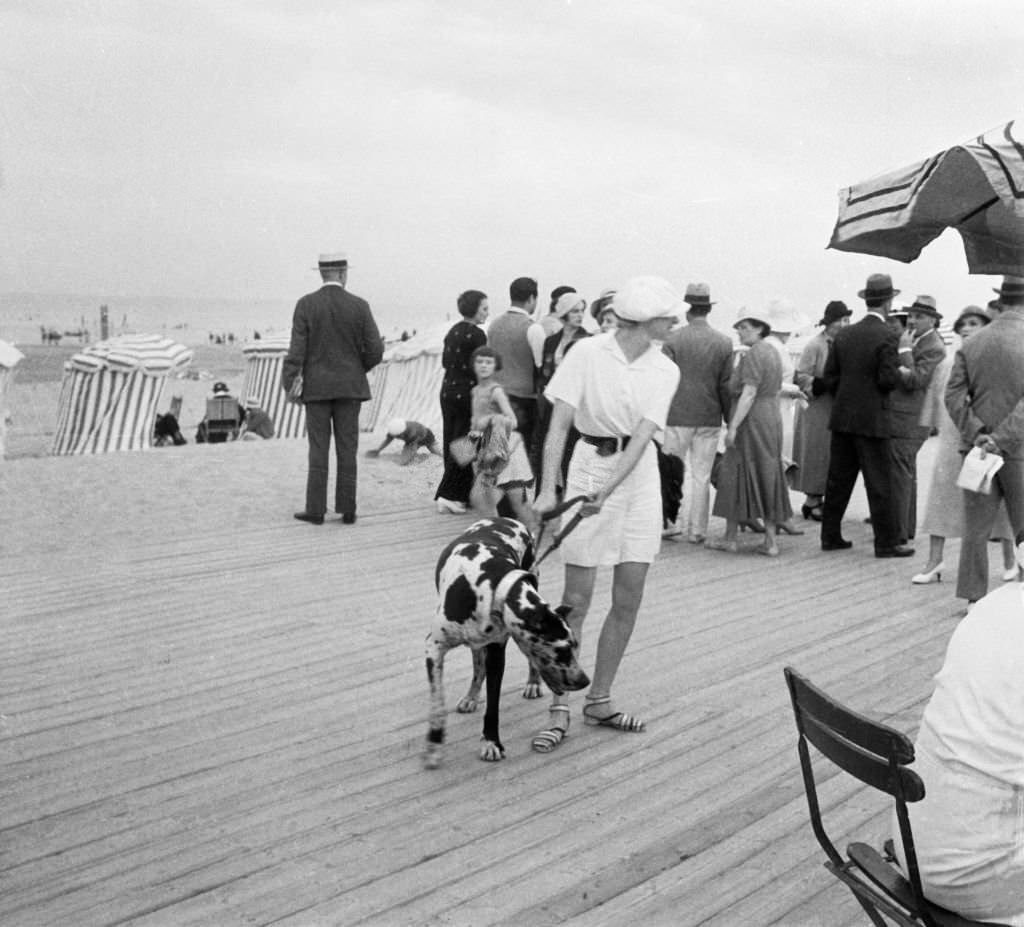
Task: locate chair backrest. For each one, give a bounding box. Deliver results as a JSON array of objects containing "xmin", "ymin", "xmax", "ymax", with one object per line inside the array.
[
  {"xmin": 784, "ymin": 666, "xmax": 934, "ymax": 925},
  {"xmin": 169, "ymin": 395, "xmax": 183, "ymax": 419},
  {"xmin": 205, "ymin": 396, "xmax": 241, "ymax": 438}
]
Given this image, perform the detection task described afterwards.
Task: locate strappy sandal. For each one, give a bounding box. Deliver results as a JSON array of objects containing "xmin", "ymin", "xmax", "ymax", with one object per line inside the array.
[
  {"xmin": 583, "ymin": 696, "xmax": 645, "ymax": 732},
  {"xmin": 531, "ymin": 705, "xmax": 571, "ymax": 753}
]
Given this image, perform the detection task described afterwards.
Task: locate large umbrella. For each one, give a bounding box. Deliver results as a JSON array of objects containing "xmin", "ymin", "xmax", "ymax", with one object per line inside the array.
[{"xmin": 828, "ymin": 118, "xmax": 1024, "ymax": 275}]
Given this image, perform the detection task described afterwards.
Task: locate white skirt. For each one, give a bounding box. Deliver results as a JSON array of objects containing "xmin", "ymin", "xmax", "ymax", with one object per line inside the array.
[{"xmin": 559, "ymin": 441, "xmax": 662, "ymax": 567}]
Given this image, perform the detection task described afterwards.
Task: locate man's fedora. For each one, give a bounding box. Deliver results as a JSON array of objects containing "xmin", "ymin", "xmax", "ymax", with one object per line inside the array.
[
  {"xmin": 992, "ymin": 274, "xmax": 1024, "ymax": 304},
  {"xmin": 857, "ymin": 273, "xmax": 900, "ymax": 301},
  {"xmin": 906, "ymin": 294, "xmax": 941, "ymax": 320},
  {"xmin": 683, "ymin": 282, "xmax": 715, "ymax": 308}
]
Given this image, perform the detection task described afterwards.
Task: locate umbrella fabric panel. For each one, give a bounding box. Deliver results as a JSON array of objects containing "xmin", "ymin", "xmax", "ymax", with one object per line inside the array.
[
  {"xmin": 52, "ymin": 366, "xmax": 165, "ymax": 455},
  {"xmin": 69, "ymin": 333, "xmax": 193, "ymax": 375},
  {"xmin": 829, "ymin": 118, "xmax": 1024, "ymax": 274},
  {"xmin": 0, "ymin": 339, "xmax": 25, "ymax": 370},
  {"xmin": 240, "ymin": 351, "xmax": 306, "ymax": 439}
]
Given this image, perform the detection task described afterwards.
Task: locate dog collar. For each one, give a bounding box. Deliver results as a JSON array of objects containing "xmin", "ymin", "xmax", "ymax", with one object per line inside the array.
[{"xmin": 492, "ymin": 569, "xmax": 531, "ymax": 616}]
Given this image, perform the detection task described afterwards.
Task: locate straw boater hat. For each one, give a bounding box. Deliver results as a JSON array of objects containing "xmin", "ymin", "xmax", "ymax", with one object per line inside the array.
[
  {"xmin": 316, "ymin": 251, "xmax": 348, "ymax": 270},
  {"xmin": 683, "ymin": 282, "xmax": 715, "ymax": 308},
  {"xmin": 554, "ymin": 291, "xmax": 587, "ymax": 318},
  {"xmin": 818, "ymin": 300, "xmax": 851, "ymax": 326},
  {"xmin": 858, "ymin": 273, "xmax": 900, "ymax": 301},
  {"xmin": 953, "ymin": 305, "xmax": 992, "ymax": 334},
  {"xmin": 612, "ymin": 277, "xmax": 683, "ymax": 322},
  {"xmin": 906, "ymin": 294, "xmax": 941, "ymax": 320},
  {"xmin": 733, "ymin": 306, "xmax": 773, "ymax": 331}
]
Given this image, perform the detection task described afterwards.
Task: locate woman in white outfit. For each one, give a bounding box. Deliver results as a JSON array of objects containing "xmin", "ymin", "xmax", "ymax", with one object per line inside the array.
[{"xmin": 530, "ymin": 277, "xmax": 681, "ymax": 753}]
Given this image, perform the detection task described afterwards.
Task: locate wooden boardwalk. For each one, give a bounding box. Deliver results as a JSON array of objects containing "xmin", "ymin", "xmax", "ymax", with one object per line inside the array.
[{"xmin": 0, "ymin": 440, "xmax": 985, "ymax": 926}]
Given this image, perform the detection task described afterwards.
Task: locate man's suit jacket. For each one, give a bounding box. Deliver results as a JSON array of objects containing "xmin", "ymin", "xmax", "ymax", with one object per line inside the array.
[
  {"xmin": 825, "ymin": 314, "xmax": 900, "ymax": 438},
  {"xmin": 946, "ymin": 307, "xmax": 1024, "ymax": 459},
  {"xmin": 889, "ymin": 327, "xmax": 946, "ymax": 439},
  {"xmin": 662, "ymin": 318, "xmax": 734, "ymax": 427},
  {"xmin": 282, "ymin": 285, "xmax": 384, "ymax": 402}
]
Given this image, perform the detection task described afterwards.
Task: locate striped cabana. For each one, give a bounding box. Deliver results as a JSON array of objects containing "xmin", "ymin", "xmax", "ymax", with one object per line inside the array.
[
  {"xmin": 0, "ymin": 339, "xmax": 25, "ymax": 460},
  {"xmin": 240, "ymin": 335, "xmax": 306, "ymax": 439},
  {"xmin": 360, "ymin": 326, "xmax": 447, "ymax": 434},
  {"xmin": 52, "ymin": 334, "xmax": 193, "ymax": 455}
]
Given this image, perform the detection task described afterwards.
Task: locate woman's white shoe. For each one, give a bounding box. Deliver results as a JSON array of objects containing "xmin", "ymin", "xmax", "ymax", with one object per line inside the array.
[
  {"xmin": 436, "ymin": 498, "xmax": 467, "ymax": 514},
  {"xmin": 911, "ymin": 562, "xmax": 945, "ymax": 584},
  {"xmin": 1003, "ymin": 566, "xmax": 1020, "ymax": 582}
]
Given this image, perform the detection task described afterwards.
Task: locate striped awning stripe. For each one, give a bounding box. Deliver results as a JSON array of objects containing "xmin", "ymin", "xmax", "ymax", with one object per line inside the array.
[{"xmin": 69, "ymin": 333, "xmax": 193, "ymax": 376}]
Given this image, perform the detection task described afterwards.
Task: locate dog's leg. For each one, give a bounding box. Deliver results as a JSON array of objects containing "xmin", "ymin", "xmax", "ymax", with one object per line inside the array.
[
  {"xmin": 522, "ymin": 659, "xmax": 544, "ymax": 700},
  {"xmin": 480, "ymin": 641, "xmax": 507, "ymax": 761},
  {"xmin": 424, "ymin": 635, "xmax": 448, "ymax": 769},
  {"xmin": 456, "ymin": 648, "xmax": 486, "ymax": 713}
]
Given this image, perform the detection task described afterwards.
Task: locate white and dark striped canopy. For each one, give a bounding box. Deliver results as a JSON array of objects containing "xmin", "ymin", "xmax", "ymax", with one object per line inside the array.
[
  {"xmin": 829, "ymin": 118, "xmax": 1024, "ymax": 275},
  {"xmin": 69, "ymin": 333, "xmax": 193, "ymax": 375}
]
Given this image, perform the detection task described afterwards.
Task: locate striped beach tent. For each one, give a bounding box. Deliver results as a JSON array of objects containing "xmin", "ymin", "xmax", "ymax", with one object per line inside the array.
[
  {"xmin": 361, "ymin": 325, "xmax": 447, "ymax": 434},
  {"xmin": 829, "ymin": 118, "xmax": 1024, "ymax": 274},
  {"xmin": 240, "ymin": 334, "xmax": 306, "ymax": 439},
  {"xmin": 0, "ymin": 339, "xmax": 25, "ymax": 460},
  {"xmin": 52, "ymin": 334, "xmax": 193, "ymax": 455}
]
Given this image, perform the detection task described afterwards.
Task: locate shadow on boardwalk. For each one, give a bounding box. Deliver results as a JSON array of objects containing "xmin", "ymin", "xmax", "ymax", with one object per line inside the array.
[{"xmin": 0, "ymin": 438, "xmax": 987, "ymax": 926}]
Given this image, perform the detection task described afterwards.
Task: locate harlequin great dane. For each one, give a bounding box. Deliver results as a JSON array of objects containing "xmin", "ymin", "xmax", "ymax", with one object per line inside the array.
[{"xmin": 423, "ymin": 517, "xmax": 589, "ymax": 768}]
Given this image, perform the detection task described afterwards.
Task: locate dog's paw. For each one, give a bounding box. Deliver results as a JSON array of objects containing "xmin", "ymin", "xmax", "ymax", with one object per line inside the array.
[
  {"xmin": 456, "ymin": 695, "xmax": 480, "ymax": 713},
  {"xmin": 521, "ymin": 683, "xmax": 543, "ymax": 700},
  {"xmin": 479, "ymin": 738, "xmax": 506, "ymax": 762},
  {"xmin": 423, "ymin": 743, "xmax": 443, "ymax": 769}
]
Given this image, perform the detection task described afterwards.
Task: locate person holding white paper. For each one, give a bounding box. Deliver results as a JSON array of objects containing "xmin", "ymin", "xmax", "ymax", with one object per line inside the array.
[{"xmin": 946, "ymin": 276, "xmax": 1024, "ymax": 607}]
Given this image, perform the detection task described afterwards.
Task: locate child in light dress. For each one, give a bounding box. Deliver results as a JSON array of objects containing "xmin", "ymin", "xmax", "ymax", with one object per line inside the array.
[{"xmin": 468, "ymin": 346, "xmax": 535, "ymax": 530}]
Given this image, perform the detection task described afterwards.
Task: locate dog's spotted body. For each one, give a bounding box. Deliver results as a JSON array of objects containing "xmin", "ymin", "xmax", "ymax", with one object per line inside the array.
[{"xmin": 424, "ymin": 517, "xmax": 589, "ymax": 768}]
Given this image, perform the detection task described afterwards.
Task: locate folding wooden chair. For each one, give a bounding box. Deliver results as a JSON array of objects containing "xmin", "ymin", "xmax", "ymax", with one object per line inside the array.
[{"xmin": 783, "ymin": 667, "xmax": 1009, "ymax": 927}]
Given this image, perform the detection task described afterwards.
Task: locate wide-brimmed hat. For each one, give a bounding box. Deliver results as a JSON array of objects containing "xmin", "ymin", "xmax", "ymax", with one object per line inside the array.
[
  {"xmin": 554, "ymin": 291, "xmax": 587, "ymax": 319},
  {"xmin": 953, "ymin": 305, "xmax": 992, "ymax": 334},
  {"xmin": 906, "ymin": 294, "xmax": 941, "ymax": 320},
  {"xmin": 889, "ymin": 308, "xmax": 909, "ymax": 324},
  {"xmin": 612, "ymin": 277, "xmax": 683, "ymax": 322},
  {"xmin": 817, "ymin": 300, "xmax": 852, "ymax": 326},
  {"xmin": 590, "ymin": 287, "xmax": 617, "ymax": 320},
  {"xmin": 733, "ymin": 307, "xmax": 772, "ymax": 331},
  {"xmin": 858, "ymin": 273, "xmax": 900, "ymax": 301},
  {"xmin": 315, "ymin": 251, "xmax": 348, "ymax": 269},
  {"xmin": 245, "ymin": 396, "xmax": 262, "ymax": 408},
  {"xmin": 683, "ymin": 282, "xmax": 715, "ymax": 308},
  {"xmin": 992, "ymin": 274, "xmax": 1024, "ymax": 304},
  {"xmin": 765, "ymin": 298, "xmax": 808, "ymax": 334}
]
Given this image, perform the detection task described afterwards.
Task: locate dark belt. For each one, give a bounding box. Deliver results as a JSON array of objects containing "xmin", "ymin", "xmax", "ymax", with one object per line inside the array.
[{"xmin": 579, "ymin": 433, "xmax": 631, "ymax": 456}]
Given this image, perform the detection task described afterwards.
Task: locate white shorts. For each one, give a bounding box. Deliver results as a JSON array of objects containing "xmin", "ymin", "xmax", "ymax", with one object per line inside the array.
[{"xmin": 560, "ymin": 441, "xmax": 662, "ymax": 567}]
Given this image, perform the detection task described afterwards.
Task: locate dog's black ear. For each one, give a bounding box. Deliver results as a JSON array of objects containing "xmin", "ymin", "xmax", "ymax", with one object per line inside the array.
[{"xmin": 555, "ymin": 604, "xmax": 573, "ymax": 620}]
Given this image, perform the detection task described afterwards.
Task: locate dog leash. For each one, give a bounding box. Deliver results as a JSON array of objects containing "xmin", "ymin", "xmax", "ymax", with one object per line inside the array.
[{"xmin": 533, "ymin": 494, "xmax": 591, "ymax": 568}]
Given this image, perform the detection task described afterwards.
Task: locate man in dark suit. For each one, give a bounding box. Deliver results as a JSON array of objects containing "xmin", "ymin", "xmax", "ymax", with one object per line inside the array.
[
  {"xmin": 283, "ymin": 252, "xmax": 384, "ymax": 525},
  {"xmin": 820, "ymin": 273, "xmax": 911, "ymax": 556},
  {"xmin": 889, "ymin": 295, "xmax": 946, "ymax": 545},
  {"xmin": 946, "ymin": 275, "xmax": 1024, "ymax": 606}
]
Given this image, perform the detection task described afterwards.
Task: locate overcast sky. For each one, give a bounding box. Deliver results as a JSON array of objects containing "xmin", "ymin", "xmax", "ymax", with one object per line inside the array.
[{"xmin": 2, "ymin": 0, "xmax": 1023, "ymax": 330}]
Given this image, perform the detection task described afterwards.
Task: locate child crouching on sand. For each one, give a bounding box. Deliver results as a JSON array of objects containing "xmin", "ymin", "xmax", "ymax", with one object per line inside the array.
[
  {"xmin": 367, "ymin": 418, "xmax": 442, "ymax": 465},
  {"xmin": 468, "ymin": 346, "xmax": 536, "ymax": 531}
]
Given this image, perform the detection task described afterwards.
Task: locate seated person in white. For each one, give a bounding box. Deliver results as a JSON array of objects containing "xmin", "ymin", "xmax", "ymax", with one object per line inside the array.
[{"xmin": 894, "ymin": 543, "xmax": 1024, "ymax": 925}]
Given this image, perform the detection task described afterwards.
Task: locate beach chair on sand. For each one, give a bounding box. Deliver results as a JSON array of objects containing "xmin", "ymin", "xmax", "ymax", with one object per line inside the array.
[
  {"xmin": 203, "ymin": 396, "xmax": 242, "ymax": 443},
  {"xmin": 783, "ymin": 667, "xmax": 1007, "ymax": 927}
]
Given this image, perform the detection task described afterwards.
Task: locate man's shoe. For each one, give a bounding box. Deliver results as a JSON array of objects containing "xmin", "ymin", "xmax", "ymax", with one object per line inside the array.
[
  {"xmin": 294, "ymin": 512, "xmax": 324, "ymax": 525},
  {"xmin": 821, "ymin": 538, "xmax": 853, "ymax": 551},
  {"xmin": 875, "ymin": 545, "xmax": 915, "ymax": 558},
  {"xmin": 340, "ymin": 512, "xmax": 357, "ymax": 525}
]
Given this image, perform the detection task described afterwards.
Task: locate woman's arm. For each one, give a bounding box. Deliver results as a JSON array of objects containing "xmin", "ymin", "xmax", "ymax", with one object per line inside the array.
[{"xmin": 726, "ymin": 384, "xmax": 757, "ymax": 448}]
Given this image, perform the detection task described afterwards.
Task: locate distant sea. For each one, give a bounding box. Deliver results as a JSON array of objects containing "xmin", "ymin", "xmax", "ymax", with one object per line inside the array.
[{"xmin": 0, "ymin": 292, "xmax": 426, "ymax": 348}]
